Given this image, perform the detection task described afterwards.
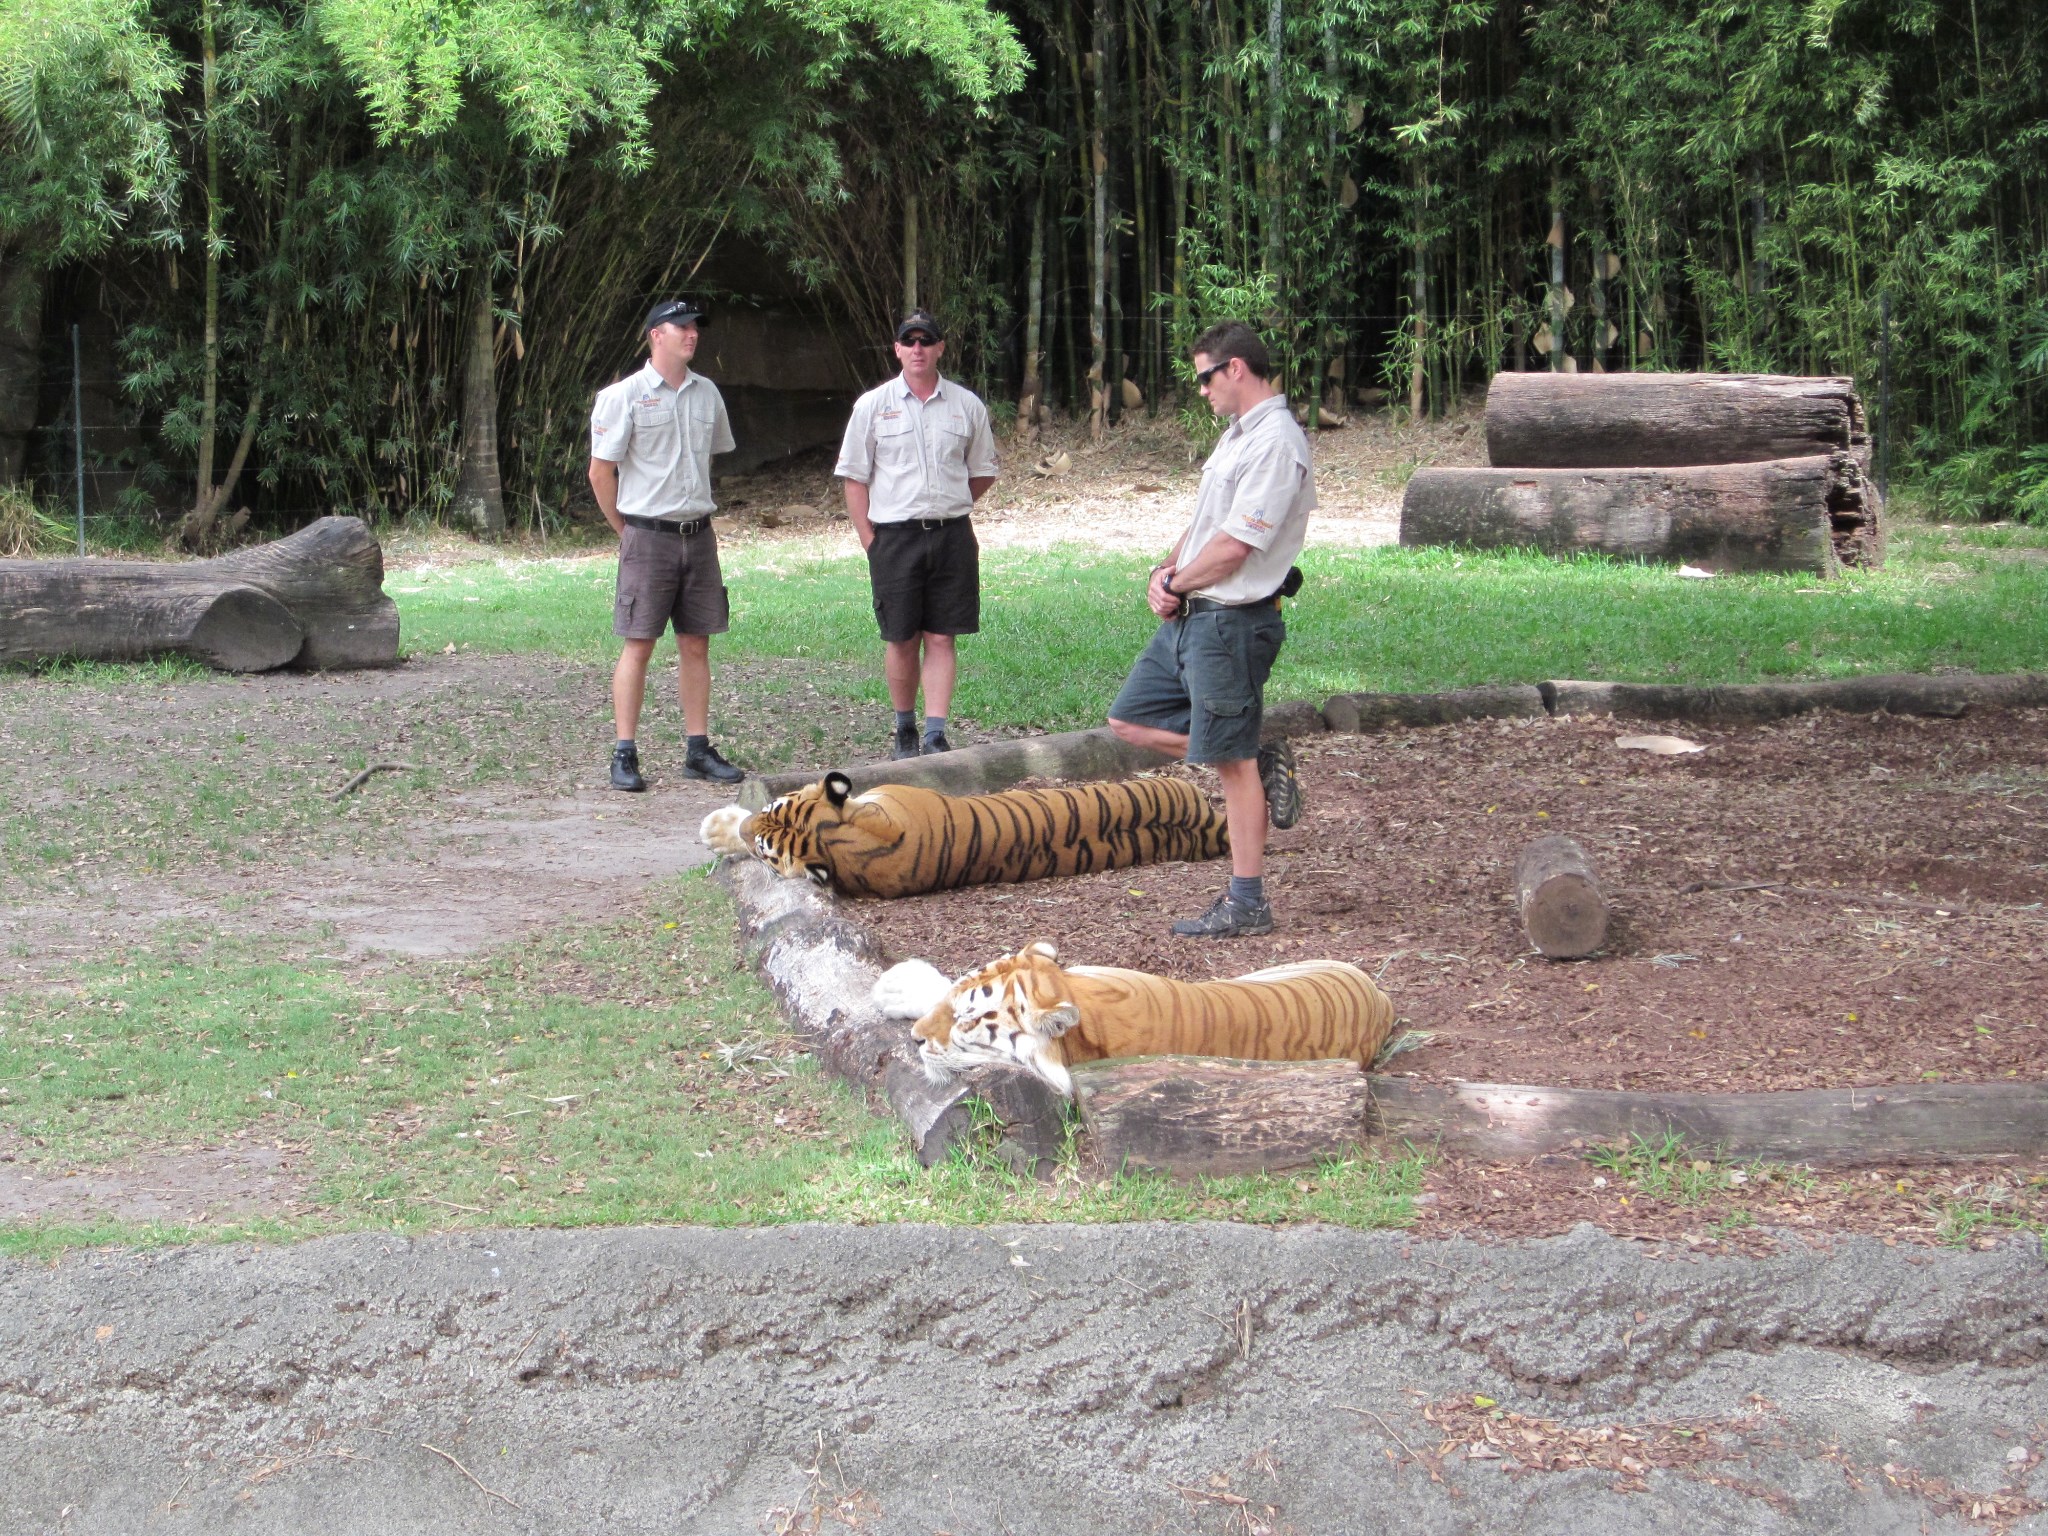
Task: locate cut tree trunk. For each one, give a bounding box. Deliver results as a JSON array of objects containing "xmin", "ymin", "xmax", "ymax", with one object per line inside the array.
[
  {"xmin": 1400, "ymin": 452, "xmax": 1879, "ymax": 574},
  {"xmin": 1485, "ymin": 371, "xmax": 1869, "ymax": 470},
  {"xmin": 1514, "ymin": 835, "xmax": 1608, "ymax": 958},
  {"xmin": 0, "ymin": 515, "xmax": 399, "ymax": 671},
  {"xmin": 450, "ymin": 279, "xmax": 506, "ymax": 536},
  {"xmin": 1071, "ymin": 1055, "xmax": 1369, "ymax": 1177}
]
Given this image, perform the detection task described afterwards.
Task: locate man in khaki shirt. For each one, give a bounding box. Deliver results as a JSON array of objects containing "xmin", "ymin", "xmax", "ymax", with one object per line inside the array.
[
  {"xmin": 835, "ymin": 308, "xmax": 999, "ymax": 759},
  {"xmin": 588, "ymin": 298, "xmax": 744, "ymax": 790},
  {"xmin": 1109, "ymin": 321, "xmax": 1313, "ymax": 938}
]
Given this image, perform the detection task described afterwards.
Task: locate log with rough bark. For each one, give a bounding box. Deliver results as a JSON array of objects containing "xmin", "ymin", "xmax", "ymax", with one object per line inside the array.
[
  {"xmin": 1514, "ymin": 835, "xmax": 1608, "ymax": 959},
  {"xmin": 1400, "ymin": 452, "xmax": 1880, "ymax": 574},
  {"xmin": 1071, "ymin": 1055, "xmax": 1369, "ymax": 1177},
  {"xmin": 0, "ymin": 515, "xmax": 399, "ymax": 671},
  {"xmin": 1485, "ymin": 372, "xmax": 1870, "ymax": 470},
  {"xmin": 1367, "ymin": 1078, "xmax": 2048, "ymax": 1166}
]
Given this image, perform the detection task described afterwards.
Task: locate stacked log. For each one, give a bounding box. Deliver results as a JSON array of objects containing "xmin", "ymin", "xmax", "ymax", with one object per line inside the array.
[
  {"xmin": 0, "ymin": 516, "xmax": 399, "ymax": 672},
  {"xmin": 1402, "ymin": 373, "xmax": 1883, "ymax": 574}
]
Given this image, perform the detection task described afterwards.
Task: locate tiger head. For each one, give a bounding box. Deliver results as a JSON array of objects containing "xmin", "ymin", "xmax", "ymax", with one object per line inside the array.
[
  {"xmin": 911, "ymin": 941, "xmax": 1079, "ymax": 1096},
  {"xmin": 699, "ymin": 772, "xmax": 857, "ymax": 888}
]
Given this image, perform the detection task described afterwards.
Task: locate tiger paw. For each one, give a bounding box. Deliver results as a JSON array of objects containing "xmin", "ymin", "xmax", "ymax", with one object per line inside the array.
[
  {"xmin": 699, "ymin": 804, "xmax": 751, "ymax": 855},
  {"xmin": 872, "ymin": 959, "xmax": 954, "ymax": 1019}
]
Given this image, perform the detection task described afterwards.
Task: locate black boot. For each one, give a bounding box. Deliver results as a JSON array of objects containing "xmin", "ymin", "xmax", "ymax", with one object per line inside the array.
[
  {"xmin": 683, "ymin": 739, "xmax": 745, "ymax": 784},
  {"xmin": 610, "ymin": 742, "xmax": 646, "ymax": 792}
]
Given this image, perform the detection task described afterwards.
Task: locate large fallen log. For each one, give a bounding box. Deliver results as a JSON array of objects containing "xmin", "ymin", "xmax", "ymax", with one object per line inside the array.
[
  {"xmin": 0, "ymin": 515, "xmax": 399, "ymax": 671},
  {"xmin": 1485, "ymin": 372, "xmax": 1869, "ymax": 469},
  {"xmin": 1071, "ymin": 1055, "xmax": 1370, "ymax": 1177},
  {"xmin": 1400, "ymin": 452, "xmax": 1880, "ymax": 573}
]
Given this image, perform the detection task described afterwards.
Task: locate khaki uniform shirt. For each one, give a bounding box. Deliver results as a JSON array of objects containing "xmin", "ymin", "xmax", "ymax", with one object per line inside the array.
[
  {"xmin": 589, "ymin": 363, "xmax": 735, "ymax": 519},
  {"xmin": 1179, "ymin": 394, "xmax": 1316, "ymax": 604},
  {"xmin": 834, "ymin": 374, "xmax": 999, "ymax": 523}
]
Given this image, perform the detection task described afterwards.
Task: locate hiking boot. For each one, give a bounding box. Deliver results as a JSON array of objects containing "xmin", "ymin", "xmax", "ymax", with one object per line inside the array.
[
  {"xmin": 1170, "ymin": 891, "xmax": 1275, "ymax": 939},
  {"xmin": 683, "ymin": 740, "xmax": 745, "ymax": 784},
  {"xmin": 609, "ymin": 743, "xmax": 646, "ymax": 793},
  {"xmin": 1258, "ymin": 737, "xmax": 1303, "ymax": 830},
  {"xmin": 891, "ymin": 722, "xmax": 922, "ymax": 760},
  {"xmin": 922, "ymin": 731, "xmax": 953, "ymax": 755}
]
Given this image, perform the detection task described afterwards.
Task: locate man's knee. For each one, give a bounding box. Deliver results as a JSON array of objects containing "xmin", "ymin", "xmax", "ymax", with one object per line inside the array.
[{"xmin": 1107, "ymin": 715, "xmax": 1142, "ymax": 745}]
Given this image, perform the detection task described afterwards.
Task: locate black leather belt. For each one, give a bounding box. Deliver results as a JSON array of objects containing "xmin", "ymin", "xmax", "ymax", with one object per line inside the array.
[
  {"xmin": 1183, "ymin": 594, "xmax": 1281, "ymax": 615},
  {"xmin": 623, "ymin": 514, "xmax": 710, "ymax": 536},
  {"xmin": 880, "ymin": 515, "xmax": 967, "ymax": 531}
]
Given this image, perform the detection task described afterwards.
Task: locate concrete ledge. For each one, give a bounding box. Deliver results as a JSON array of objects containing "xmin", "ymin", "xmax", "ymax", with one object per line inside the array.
[{"xmin": 713, "ymin": 857, "xmax": 1065, "ymax": 1174}]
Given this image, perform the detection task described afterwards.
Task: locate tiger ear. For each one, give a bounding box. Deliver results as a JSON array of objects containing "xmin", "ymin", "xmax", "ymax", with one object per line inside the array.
[
  {"xmin": 1023, "ymin": 940, "xmax": 1059, "ymax": 962},
  {"xmin": 823, "ymin": 772, "xmax": 853, "ymax": 809},
  {"xmin": 1036, "ymin": 1001, "xmax": 1080, "ymax": 1037}
]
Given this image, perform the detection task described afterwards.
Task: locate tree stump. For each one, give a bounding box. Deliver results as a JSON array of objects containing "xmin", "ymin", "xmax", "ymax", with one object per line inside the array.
[
  {"xmin": 1514, "ymin": 835, "xmax": 1608, "ymax": 958},
  {"xmin": 1484, "ymin": 372, "xmax": 1869, "ymax": 469},
  {"xmin": 1071, "ymin": 1055, "xmax": 1369, "ymax": 1177},
  {"xmin": 0, "ymin": 516, "xmax": 399, "ymax": 671},
  {"xmin": 1400, "ymin": 453, "xmax": 1879, "ymax": 573}
]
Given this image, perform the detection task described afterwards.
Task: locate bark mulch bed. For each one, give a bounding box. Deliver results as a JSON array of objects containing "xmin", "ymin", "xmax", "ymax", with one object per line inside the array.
[{"xmin": 850, "ymin": 706, "xmax": 2048, "ymax": 1245}]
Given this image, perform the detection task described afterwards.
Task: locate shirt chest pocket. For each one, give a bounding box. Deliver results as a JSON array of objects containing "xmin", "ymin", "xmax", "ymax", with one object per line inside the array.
[
  {"xmin": 631, "ymin": 403, "xmax": 676, "ymax": 432},
  {"xmin": 874, "ymin": 413, "xmax": 919, "ymax": 465},
  {"xmin": 687, "ymin": 396, "xmax": 718, "ymax": 431}
]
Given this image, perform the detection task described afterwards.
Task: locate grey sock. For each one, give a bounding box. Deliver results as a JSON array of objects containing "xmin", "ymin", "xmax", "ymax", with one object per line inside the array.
[
  {"xmin": 616, "ymin": 739, "xmax": 636, "ymax": 752},
  {"xmin": 924, "ymin": 715, "xmax": 947, "ymax": 738},
  {"xmin": 894, "ymin": 710, "xmax": 916, "ymax": 731},
  {"xmin": 1228, "ymin": 875, "xmax": 1265, "ymax": 906},
  {"xmin": 686, "ymin": 734, "xmax": 708, "ymax": 751}
]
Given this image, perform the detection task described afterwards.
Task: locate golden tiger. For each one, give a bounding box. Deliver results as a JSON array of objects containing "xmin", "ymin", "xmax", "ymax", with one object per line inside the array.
[
  {"xmin": 700, "ymin": 772, "xmax": 1227, "ymax": 899},
  {"xmin": 873, "ymin": 941, "xmax": 1394, "ymax": 1095}
]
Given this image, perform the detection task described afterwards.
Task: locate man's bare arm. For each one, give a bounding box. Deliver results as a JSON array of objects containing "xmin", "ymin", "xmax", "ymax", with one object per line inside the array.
[
  {"xmin": 842, "ymin": 478, "xmax": 877, "ymax": 551},
  {"xmin": 588, "ymin": 458, "xmax": 623, "ymax": 534}
]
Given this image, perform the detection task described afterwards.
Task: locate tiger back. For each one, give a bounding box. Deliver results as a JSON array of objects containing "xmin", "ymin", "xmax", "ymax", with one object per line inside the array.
[
  {"xmin": 701, "ymin": 771, "xmax": 1227, "ymax": 899},
  {"xmin": 901, "ymin": 941, "xmax": 1394, "ymax": 1095}
]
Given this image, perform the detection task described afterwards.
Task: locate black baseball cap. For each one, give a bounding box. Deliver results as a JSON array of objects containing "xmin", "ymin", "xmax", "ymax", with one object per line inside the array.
[
  {"xmin": 645, "ymin": 298, "xmax": 708, "ymax": 333},
  {"xmin": 895, "ymin": 308, "xmax": 944, "ymax": 343}
]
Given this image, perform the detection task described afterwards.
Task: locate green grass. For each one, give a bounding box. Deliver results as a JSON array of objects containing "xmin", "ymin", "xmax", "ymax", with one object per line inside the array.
[
  {"xmin": 1584, "ymin": 1132, "xmax": 1817, "ymax": 1206},
  {"xmin": 388, "ymin": 517, "xmax": 2048, "ymax": 732},
  {"xmin": 0, "ymin": 875, "xmax": 1424, "ymax": 1256}
]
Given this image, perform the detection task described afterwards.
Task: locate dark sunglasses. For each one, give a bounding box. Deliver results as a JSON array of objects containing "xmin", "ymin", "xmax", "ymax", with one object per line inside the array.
[
  {"xmin": 1194, "ymin": 359, "xmax": 1229, "ymax": 387},
  {"xmin": 900, "ymin": 333, "xmax": 939, "ymax": 348}
]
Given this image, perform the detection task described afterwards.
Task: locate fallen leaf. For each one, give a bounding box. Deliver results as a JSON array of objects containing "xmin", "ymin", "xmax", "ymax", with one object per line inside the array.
[
  {"xmin": 1676, "ymin": 564, "xmax": 1716, "ymax": 579},
  {"xmin": 1614, "ymin": 734, "xmax": 1705, "ymax": 756}
]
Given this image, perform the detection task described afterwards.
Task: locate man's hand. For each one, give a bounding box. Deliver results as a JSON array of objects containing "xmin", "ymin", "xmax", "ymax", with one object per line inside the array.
[
  {"xmin": 1147, "ymin": 563, "xmax": 1182, "ymax": 620},
  {"xmin": 588, "ymin": 457, "xmax": 623, "ymax": 535},
  {"xmin": 843, "ymin": 479, "xmax": 877, "ymax": 552}
]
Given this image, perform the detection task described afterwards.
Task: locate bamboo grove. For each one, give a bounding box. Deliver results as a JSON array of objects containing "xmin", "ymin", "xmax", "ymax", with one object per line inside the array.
[{"xmin": 3, "ymin": 0, "xmax": 2045, "ymax": 532}]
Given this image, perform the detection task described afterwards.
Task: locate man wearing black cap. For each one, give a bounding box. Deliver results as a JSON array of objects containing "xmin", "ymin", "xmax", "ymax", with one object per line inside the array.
[
  {"xmin": 588, "ymin": 299, "xmax": 745, "ymax": 790},
  {"xmin": 834, "ymin": 308, "xmax": 999, "ymax": 759}
]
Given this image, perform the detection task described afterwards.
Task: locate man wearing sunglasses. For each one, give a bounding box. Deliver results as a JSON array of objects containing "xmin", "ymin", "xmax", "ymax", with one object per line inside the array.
[
  {"xmin": 588, "ymin": 298, "xmax": 746, "ymax": 791},
  {"xmin": 834, "ymin": 308, "xmax": 1000, "ymax": 759},
  {"xmin": 1108, "ymin": 321, "xmax": 1313, "ymax": 939}
]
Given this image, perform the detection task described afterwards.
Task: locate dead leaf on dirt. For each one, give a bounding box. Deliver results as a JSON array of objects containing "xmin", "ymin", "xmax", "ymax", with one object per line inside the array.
[
  {"xmin": 1031, "ymin": 451, "xmax": 1073, "ymax": 478},
  {"xmin": 1677, "ymin": 564, "xmax": 1716, "ymax": 579},
  {"xmin": 1614, "ymin": 733, "xmax": 1705, "ymax": 756}
]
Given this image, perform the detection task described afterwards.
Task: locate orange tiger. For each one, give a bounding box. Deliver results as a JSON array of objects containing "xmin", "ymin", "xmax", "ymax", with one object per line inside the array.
[
  {"xmin": 874, "ymin": 941, "xmax": 1394, "ymax": 1095},
  {"xmin": 701, "ymin": 772, "xmax": 1227, "ymax": 899}
]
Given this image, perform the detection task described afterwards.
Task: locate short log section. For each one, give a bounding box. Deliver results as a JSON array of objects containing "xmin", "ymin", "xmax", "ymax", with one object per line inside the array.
[
  {"xmin": 1514, "ymin": 835, "xmax": 1608, "ymax": 959},
  {"xmin": 1484, "ymin": 372, "xmax": 1869, "ymax": 470},
  {"xmin": 1400, "ymin": 453, "xmax": 1877, "ymax": 574},
  {"xmin": 1071, "ymin": 1055, "xmax": 1370, "ymax": 1177},
  {"xmin": 0, "ymin": 515, "xmax": 399, "ymax": 671}
]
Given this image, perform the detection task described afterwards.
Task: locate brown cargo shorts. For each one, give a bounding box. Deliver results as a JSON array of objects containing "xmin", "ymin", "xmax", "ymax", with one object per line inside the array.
[{"xmin": 613, "ymin": 522, "xmax": 730, "ymax": 639}]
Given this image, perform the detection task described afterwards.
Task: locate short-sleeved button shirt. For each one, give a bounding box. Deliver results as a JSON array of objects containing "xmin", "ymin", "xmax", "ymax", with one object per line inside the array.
[
  {"xmin": 589, "ymin": 362, "xmax": 735, "ymax": 520},
  {"xmin": 1178, "ymin": 394, "xmax": 1317, "ymax": 604},
  {"xmin": 833, "ymin": 374, "xmax": 999, "ymax": 523}
]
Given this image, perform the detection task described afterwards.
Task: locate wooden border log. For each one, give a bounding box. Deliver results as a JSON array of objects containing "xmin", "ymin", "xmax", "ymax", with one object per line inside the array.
[
  {"xmin": 1400, "ymin": 454, "xmax": 1880, "ymax": 574},
  {"xmin": 1514, "ymin": 835, "xmax": 1608, "ymax": 958},
  {"xmin": 1071, "ymin": 1056, "xmax": 1370, "ymax": 1177},
  {"xmin": 715, "ymin": 856, "xmax": 1066, "ymax": 1175},
  {"xmin": 0, "ymin": 516, "xmax": 398, "ymax": 671},
  {"xmin": 1545, "ymin": 672, "xmax": 2048, "ymax": 722},
  {"xmin": 1369, "ymin": 1078, "xmax": 2048, "ymax": 1166},
  {"xmin": 1323, "ymin": 684, "xmax": 1546, "ymax": 734},
  {"xmin": 1484, "ymin": 372, "xmax": 1869, "ymax": 469}
]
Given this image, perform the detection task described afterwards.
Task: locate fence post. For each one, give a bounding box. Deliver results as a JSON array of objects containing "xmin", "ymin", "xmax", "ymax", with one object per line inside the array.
[{"xmin": 71, "ymin": 323, "xmax": 85, "ymax": 555}]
